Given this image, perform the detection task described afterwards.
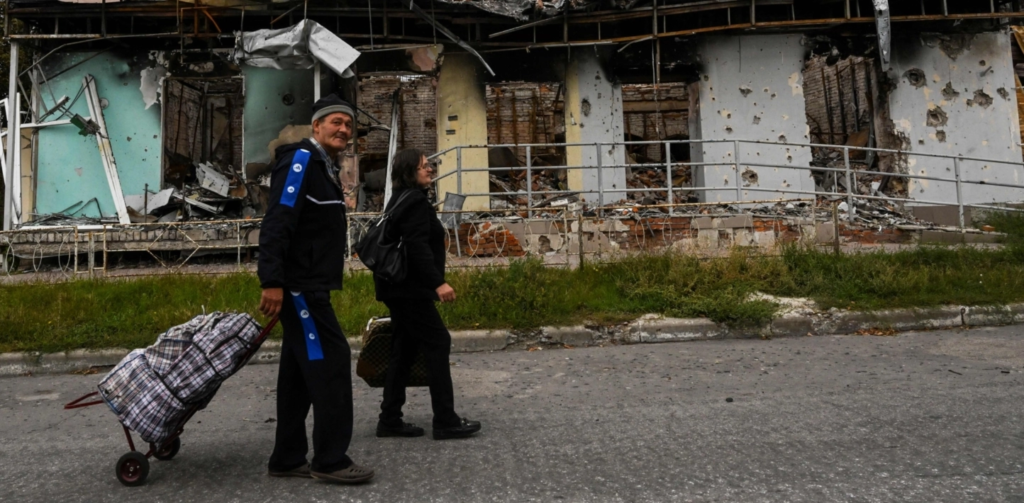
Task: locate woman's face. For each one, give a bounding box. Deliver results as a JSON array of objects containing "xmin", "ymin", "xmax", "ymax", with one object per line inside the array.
[{"xmin": 415, "ymin": 156, "xmax": 434, "ymax": 188}]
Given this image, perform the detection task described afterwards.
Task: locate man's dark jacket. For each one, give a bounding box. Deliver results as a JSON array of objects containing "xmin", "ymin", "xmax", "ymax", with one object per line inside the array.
[
  {"xmin": 373, "ymin": 187, "xmax": 446, "ymax": 301},
  {"xmin": 258, "ymin": 139, "xmax": 347, "ymax": 291}
]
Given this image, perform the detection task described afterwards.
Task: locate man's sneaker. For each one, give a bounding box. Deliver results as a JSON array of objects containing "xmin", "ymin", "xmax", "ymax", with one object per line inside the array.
[
  {"xmin": 268, "ymin": 462, "xmax": 313, "ymax": 479},
  {"xmin": 432, "ymin": 418, "xmax": 482, "ymax": 440},
  {"xmin": 376, "ymin": 421, "xmax": 426, "ymax": 438},
  {"xmin": 310, "ymin": 463, "xmax": 375, "ymax": 484}
]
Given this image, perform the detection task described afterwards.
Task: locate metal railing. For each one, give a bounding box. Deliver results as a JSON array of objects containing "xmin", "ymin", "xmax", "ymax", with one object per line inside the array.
[{"xmin": 428, "ymin": 138, "xmax": 1024, "ymax": 231}]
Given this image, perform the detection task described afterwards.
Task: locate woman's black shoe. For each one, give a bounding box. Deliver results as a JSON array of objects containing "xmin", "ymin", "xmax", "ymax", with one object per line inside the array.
[
  {"xmin": 376, "ymin": 421, "xmax": 425, "ymax": 438},
  {"xmin": 432, "ymin": 418, "xmax": 482, "ymax": 440}
]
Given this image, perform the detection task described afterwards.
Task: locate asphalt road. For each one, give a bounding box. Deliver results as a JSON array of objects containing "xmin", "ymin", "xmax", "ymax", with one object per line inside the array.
[{"xmin": 2, "ymin": 326, "xmax": 1023, "ymax": 503}]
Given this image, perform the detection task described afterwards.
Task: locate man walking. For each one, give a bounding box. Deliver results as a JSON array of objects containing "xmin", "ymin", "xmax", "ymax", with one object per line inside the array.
[{"xmin": 258, "ymin": 94, "xmax": 373, "ymax": 484}]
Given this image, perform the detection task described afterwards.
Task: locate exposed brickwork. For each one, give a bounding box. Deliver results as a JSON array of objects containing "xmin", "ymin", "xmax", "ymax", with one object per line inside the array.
[
  {"xmin": 621, "ymin": 83, "xmax": 689, "ymax": 162},
  {"xmin": 803, "ymin": 56, "xmax": 875, "ymax": 145},
  {"xmin": 356, "ymin": 73, "xmax": 437, "ymax": 156},
  {"xmin": 485, "ymin": 82, "xmax": 563, "ymax": 162}
]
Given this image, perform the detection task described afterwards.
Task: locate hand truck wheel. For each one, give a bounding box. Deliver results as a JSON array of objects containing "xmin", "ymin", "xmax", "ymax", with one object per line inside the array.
[
  {"xmin": 115, "ymin": 451, "xmax": 150, "ymax": 486},
  {"xmin": 153, "ymin": 437, "xmax": 181, "ymax": 461}
]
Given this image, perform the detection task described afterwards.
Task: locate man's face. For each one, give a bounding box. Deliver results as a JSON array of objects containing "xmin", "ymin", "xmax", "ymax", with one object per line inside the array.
[{"xmin": 312, "ymin": 112, "xmax": 353, "ymax": 153}]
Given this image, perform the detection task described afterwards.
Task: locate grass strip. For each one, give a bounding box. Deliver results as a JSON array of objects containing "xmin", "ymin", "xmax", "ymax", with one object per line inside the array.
[{"xmin": 4, "ymin": 243, "xmax": 1024, "ymax": 354}]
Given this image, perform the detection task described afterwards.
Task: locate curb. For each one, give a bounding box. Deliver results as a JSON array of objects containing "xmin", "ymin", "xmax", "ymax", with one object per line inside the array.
[{"xmin": 5, "ymin": 303, "xmax": 1024, "ymax": 376}]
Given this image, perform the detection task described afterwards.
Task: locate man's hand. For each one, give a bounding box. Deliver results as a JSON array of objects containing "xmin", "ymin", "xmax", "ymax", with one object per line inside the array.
[
  {"xmin": 435, "ymin": 283, "xmax": 456, "ymax": 303},
  {"xmin": 260, "ymin": 288, "xmax": 284, "ymax": 318}
]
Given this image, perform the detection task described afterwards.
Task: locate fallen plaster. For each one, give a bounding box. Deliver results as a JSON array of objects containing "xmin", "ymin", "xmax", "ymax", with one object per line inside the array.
[{"xmin": 139, "ymin": 66, "xmax": 168, "ymax": 110}]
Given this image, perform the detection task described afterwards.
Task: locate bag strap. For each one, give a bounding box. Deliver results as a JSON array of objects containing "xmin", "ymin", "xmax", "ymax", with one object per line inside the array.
[{"xmin": 383, "ymin": 189, "xmax": 415, "ymax": 218}]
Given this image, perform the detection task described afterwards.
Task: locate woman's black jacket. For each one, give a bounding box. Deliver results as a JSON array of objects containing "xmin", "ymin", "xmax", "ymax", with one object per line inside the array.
[{"xmin": 373, "ymin": 187, "xmax": 446, "ymax": 301}]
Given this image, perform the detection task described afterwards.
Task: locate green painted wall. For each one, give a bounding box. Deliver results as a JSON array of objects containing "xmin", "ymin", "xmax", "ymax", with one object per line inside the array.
[
  {"xmin": 242, "ymin": 66, "xmax": 314, "ymax": 167},
  {"xmin": 36, "ymin": 52, "xmax": 161, "ymax": 218}
]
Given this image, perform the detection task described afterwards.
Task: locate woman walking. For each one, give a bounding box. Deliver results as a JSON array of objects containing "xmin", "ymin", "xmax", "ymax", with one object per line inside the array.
[{"xmin": 373, "ymin": 148, "xmax": 482, "ymax": 440}]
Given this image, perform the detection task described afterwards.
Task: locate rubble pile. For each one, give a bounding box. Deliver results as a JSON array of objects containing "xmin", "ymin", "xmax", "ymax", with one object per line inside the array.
[{"xmin": 25, "ymin": 160, "xmax": 268, "ymax": 228}]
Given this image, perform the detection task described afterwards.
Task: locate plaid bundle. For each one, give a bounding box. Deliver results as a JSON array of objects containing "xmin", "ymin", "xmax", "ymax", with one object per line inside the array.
[{"xmin": 98, "ymin": 312, "xmax": 262, "ymax": 444}]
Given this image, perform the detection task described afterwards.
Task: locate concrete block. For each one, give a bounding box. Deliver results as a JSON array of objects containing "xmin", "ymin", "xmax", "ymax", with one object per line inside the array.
[
  {"xmin": 963, "ymin": 303, "xmax": 1024, "ymax": 327},
  {"xmin": 721, "ymin": 215, "xmax": 754, "ymax": 229},
  {"xmin": 39, "ymin": 348, "xmax": 128, "ymax": 368},
  {"xmin": 671, "ymin": 238, "xmax": 696, "ymax": 251},
  {"xmin": 814, "ymin": 306, "xmax": 963, "ymax": 335},
  {"xmin": 450, "ymin": 329, "xmax": 510, "ymax": 352},
  {"xmin": 697, "ymin": 229, "xmax": 720, "ymax": 248},
  {"xmin": 920, "ymin": 231, "xmax": 965, "ymax": 244},
  {"xmin": 911, "ymin": 205, "xmax": 973, "ymax": 227},
  {"xmin": 693, "ymin": 217, "xmax": 715, "ymax": 229},
  {"xmin": 541, "ymin": 326, "xmax": 597, "ymax": 346},
  {"xmin": 733, "ymin": 229, "xmax": 755, "ymax": 246},
  {"xmin": 628, "ymin": 314, "xmax": 725, "ymax": 343},
  {"xmin": 754, "ymin": 231, "xmax": 776, "ymax": 248},
  {"xmin": 815, "ymin": 223, "xmax": 835, "ymax": 243},
  {"xmin": 771, "ymin": 315, "xmax": 815, "ymax": 338},
  {"xmin": 963, "ymin": 233, "xmax": 1001, "ymax": 244}
]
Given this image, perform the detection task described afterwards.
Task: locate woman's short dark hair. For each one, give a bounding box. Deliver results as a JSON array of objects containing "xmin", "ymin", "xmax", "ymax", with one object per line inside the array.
[{"xmin": 390, "ymin": 148, "xmax": 425, "ymax": 189}]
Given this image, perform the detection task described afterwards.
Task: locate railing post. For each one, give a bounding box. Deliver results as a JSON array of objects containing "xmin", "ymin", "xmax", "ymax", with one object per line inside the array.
[
  {"xmin": 526, "ymin": 145, "xmax": 533, "ymax": 219},
  {"xmin": 73, "ymin": 227, "xmax": 79, "ymax": 275},
  {"xmin": 733, "ymin": 140, "xmax": 742, "ymax": 203},
  {"xmin": 596, "ymin": 143, "xmax": 604, "ymax": 217},
  {"xmin": 665, "ymin": 141, "xmax": 673, "ymax": 216},
  {"xmin": 456, "ymin": 146, "xmax": 463, "ymax": 195},
  {"xmin": 954, "ymin": 156, "xmax": 965, "ymax": 233},
  {"xmin": 843, "ymin": 146, "xmax": 854, "ymax": 219}
]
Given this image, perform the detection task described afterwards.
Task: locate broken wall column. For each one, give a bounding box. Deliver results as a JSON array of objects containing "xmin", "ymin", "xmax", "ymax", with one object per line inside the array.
[
  {"xmin": 888, "ymin": 32, "xmax": 1023, "ymax": 205},
  {"xmin": 690, "ymin": 34, "xmax": 815, "ymax": 204},
  {"xmin": 564, "ymin": 49, "xmax": 627, "ymax": 205},
  {"xmin": 435, "ymin": 53, "xmax": 490, "ymax": 211}
]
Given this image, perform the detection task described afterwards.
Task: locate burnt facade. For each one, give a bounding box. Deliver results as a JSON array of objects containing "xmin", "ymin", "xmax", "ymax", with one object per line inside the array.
[{"xmin": 2, "ymin": 0, "xmax": 1023, "ymax": 236}]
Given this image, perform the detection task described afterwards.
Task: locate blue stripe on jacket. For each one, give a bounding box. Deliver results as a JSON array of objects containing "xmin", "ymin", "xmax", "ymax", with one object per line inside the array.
[{"xmin": 280, "ymin": 149, "xmax": 311, "ymax": 208}]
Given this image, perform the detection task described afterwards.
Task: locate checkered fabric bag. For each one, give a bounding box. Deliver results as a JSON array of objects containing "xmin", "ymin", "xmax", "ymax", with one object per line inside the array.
[
  {"xmin": 355, "ymin": 317, "xmax": 428, "ymax": 388},
  {"xmin": 98, "ymin": 312, "xmax": 263, "ymax": 444}
]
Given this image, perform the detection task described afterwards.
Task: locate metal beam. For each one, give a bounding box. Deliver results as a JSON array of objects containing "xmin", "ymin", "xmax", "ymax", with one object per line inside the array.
[
  {"xmin": 83, "ymin": 75, "xmax": 131, "ymax": 225},
  {"xmin": 3, "ymin": 43, "xmax": 19, "ymax": 231},
  {"xmin": 405, "ymin": 0, "xmax": 495, "ymax": 76}
]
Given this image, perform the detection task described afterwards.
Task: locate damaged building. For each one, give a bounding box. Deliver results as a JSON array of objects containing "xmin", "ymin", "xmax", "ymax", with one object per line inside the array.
[{"xmin": 3, "ymin": 0, "xmax": 1024, "ymax": 272}]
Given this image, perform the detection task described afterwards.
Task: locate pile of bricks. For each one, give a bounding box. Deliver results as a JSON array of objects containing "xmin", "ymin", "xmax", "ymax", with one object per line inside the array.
[{"xmin": 448, "ymin": 222, "xmax": 527, "ymax": 258}]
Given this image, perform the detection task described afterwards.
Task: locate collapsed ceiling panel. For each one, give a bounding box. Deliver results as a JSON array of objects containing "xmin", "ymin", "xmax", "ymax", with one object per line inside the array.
[{"xmin": 436, "ymin": 0, "xmax": 583, "ymax": 20}]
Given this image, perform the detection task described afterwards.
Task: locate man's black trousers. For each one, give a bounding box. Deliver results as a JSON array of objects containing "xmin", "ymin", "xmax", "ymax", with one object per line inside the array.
[
  {"xmin": 380, "ymin": 298, "xmax": 460, "ymax": 429},
  {"xmin": 268, "ymin": 290, "xmax": 353, "ymax": 473}
]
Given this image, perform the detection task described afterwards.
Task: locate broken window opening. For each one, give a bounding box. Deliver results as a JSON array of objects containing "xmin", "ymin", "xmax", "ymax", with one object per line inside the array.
[
  {"xmin": 621, "ymin": 82, "xmax": 692, "ymax": 206},
  {"xmin": 161, "ymin": 77, "xmax": 250, "ymax": 220},
  {"xmin": 485, "ymin": 81, "xmax": 565, "ymax": 210},
  {"xmin": 802, "ymin": 54, "xmax": 905, "ymax": 199}
]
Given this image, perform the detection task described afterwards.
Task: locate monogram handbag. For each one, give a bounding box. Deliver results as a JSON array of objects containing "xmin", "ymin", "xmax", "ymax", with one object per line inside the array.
[
  {"xmin": 355, "ymin": 317, "xmax": 428, "ymax": 388},
  {"xmin": 353, "ymin": 190, "xmax": 413, "ymax": 283}
]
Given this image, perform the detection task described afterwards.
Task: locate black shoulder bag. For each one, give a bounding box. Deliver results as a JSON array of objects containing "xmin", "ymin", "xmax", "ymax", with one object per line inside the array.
[{"xmin": 353, "ymin": 190, "xmax": 415, "ymax": 283}]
